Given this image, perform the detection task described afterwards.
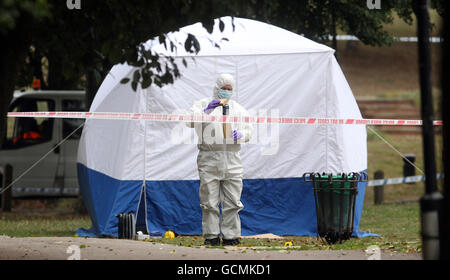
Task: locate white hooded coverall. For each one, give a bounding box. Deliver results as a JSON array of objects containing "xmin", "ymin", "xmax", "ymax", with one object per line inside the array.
[{"xmin": 186, "ymin": 74, "xmax": 252, "ymax": 240}]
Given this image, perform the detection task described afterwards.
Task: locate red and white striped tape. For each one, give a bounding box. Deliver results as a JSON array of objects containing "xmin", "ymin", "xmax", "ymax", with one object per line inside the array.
[{"xmin": 7, "ymin": 111, "xmax": 443, "ymax": 126}]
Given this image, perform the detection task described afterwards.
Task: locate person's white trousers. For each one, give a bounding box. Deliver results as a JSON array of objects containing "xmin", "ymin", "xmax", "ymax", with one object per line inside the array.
[{"xmin": 197, "ymin": 150, "xmax": 244, "ymax": 240}]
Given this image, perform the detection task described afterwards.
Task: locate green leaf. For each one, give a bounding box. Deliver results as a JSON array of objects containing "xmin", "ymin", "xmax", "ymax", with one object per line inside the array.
[
  {"xmin": 192, "ymin": 37, "xmax": 200, "ymax": 54},
  {"xmin": 141, "ymin": 78, "xmax": 152, "ymax": 89},
  {"xmin": 120, "ymin": 78, "xmax": 130, "ymax": 84},
  {"xmin": 219, "ymin": 19, "xmax": 225, "ymax": 32},
  {"xmin": 133, "ymin": 70, "xmax": 141, "ymax": 81},
  {"xmin": 131, "ymin": 81, "xmax": 138, "ymax": 92},
  {"xmin": 184, "ymin": 34, "xmax": 193, "ymax": 52}
]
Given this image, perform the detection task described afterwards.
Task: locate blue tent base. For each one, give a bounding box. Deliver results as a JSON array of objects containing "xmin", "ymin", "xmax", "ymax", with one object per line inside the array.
[
  {"xmin": 75, "ymin": 227, "xmax": 99, "ymax": 238},
  {"xmin": 354, "ymin": 232, "xmax": 379, "ymax": 238},
  {"xmin": 77, "ymin": 163, "xmax": 377, "ymax": 238},
  {"xmin": 75, "ymin": 227, "xmax": 165, "ymax": 238}
]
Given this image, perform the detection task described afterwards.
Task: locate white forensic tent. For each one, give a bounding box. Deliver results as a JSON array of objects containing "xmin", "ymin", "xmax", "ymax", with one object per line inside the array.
[{"xmin": 76, "ymin": 17, "xmax": 371, "ymax": 237}]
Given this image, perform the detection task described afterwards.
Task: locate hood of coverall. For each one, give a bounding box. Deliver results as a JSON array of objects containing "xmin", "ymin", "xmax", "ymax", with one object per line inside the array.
[{"xmin": 213, "ymin": 73, "xmax": 235, "ymax": 99}]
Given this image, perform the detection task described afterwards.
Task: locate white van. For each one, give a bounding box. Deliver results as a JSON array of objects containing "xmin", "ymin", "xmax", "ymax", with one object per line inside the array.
[{"xmin": 0, "ymin": 90, "xmax": 85, "ymax": 197}]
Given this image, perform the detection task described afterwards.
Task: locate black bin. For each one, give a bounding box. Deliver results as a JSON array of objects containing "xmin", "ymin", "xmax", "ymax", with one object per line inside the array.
[
  {"xmin": 403, "ymin": 154, "xmax": 416, "ymax": 182},
  {"xmin": 303, "ymin": 172, "xmax": 367, "ymax": 244},
  {"xmin": 116, "ymin": 212, "xmax": 136, "ymax": 239}
]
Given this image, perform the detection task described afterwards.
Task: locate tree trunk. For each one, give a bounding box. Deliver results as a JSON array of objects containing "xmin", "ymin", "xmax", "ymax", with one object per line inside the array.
[
  {"xmin": 440, "ymin": 0, "xmax": 450, "ymax": 260},
  {"xmin": 85, "ymin": 68, "xmax": 99, "ymax": 111},
  {"xmin": 0, "ymin": 15, "xmax": 33, "ymax": 149},
  {"xmin": 330, "ymin": 1, "xmax": 338, "ymax": 58}
]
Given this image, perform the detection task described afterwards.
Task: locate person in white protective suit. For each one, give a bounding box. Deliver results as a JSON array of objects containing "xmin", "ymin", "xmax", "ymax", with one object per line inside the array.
[{"xmin": 186, "ymin": 74, "xmax": 252, "ymax": 246}]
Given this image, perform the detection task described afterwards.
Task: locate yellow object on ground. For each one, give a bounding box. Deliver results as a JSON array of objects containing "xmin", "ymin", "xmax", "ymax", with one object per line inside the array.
[
  {"xmin": 164, "ymin": 230, "xmax": 175, "ymax": 240},
  {"xmin": 284, "ymin": 241, "xmax": 293, "ymax": 247}
]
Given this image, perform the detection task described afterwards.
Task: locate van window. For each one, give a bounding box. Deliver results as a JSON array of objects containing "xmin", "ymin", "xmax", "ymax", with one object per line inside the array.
[
  {"xmin": 5, "ymin": 99, "xmax": 55, "ymax": 148},
  {"xmin": 62, "ymin": 99, "xmax": 85, "ymax": 139}
]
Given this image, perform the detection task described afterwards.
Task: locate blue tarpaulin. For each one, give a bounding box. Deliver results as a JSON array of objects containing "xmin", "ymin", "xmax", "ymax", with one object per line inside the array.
[{"xmin": 76, "ymin": 164, "xmax": 376, "ymax": 238}]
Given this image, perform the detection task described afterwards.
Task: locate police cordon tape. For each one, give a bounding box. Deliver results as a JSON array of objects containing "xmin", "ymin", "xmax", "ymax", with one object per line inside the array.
[
  {"xmin": 7, "ymin": 187, "xmax": 79, "ymax": 195},
  {"xmin": 4, "ymin": 112, "xmax": 444, "ymax": 195},
  {"xmin": 3, "ymin": 173, "xmax": 444, "ymax": 195},
  {"xmin": 6, "ymin": 111, "xmax": 444, "ymax": 126},
  {"xmin": 367, "ymin": 173, "xmax": 444, "ymax": 187}
]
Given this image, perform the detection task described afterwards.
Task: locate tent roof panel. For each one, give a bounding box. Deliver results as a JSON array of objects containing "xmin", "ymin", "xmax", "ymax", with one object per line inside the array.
[{"xmin": 146, "ymin": 17, "xmax": 333, "ymax": 57}]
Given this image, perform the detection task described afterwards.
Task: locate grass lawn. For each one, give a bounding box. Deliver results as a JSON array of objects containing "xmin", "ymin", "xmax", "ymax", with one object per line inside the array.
[
  {"xmin": 0, "ymin": 203, "xmax": 421, "ymax": 253},
  {"xmin": 149, "ymin": 203, "xmax": 421, "ymax": 253},
  {"xmin": 0, "ymin": 212, "xmax": 91, "ymax": 238},
  {"xmin": 365, "ymin": 130, "xmax": 444, "ymax": 204},
  {"xmin": 338, "ymin": 40, "xmax": 442, "ymax": 98}
]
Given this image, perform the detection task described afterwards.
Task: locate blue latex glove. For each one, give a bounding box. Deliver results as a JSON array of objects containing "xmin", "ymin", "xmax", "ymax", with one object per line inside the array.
[
  {"xmin": 232, "ymin": 130, "xmax": 243, "ymax": 141},
  {"xmin": 204, "ymin": 99, "xmax": 221, "ymax": 114}
]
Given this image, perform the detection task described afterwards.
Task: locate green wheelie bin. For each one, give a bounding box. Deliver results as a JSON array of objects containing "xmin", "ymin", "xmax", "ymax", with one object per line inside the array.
[{"xmin": 303, "ymin": 172, "xmax": 367, "ymax": 244}]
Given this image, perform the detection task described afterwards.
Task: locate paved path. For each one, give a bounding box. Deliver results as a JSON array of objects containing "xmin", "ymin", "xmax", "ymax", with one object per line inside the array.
[{"xmin": 0, "ymin": 236, "xmax": 421, "ymax": 260}]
